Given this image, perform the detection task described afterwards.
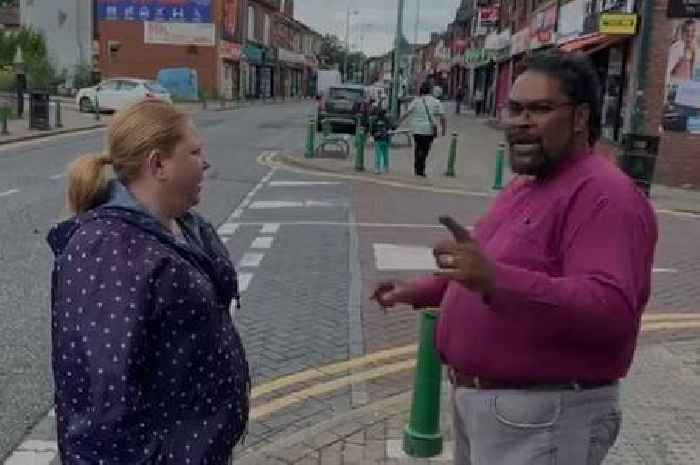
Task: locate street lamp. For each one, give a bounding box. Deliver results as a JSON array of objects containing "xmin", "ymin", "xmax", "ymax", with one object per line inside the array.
[
  {"xmin": 344, "ymin": 6, "xmax": 359, "ymax": 83},
  {"xmin": 391, "ymin": 0, "xmax": 405, "ymax": 120}
]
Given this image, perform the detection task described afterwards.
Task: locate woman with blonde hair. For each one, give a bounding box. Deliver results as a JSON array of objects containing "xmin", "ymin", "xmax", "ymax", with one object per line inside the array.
[{"xmin": 47, "ymin": 99, "xmax": 250, "ymax": 464}]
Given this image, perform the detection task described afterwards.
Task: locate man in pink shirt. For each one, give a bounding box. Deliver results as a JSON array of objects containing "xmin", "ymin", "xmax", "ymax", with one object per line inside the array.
[{"xmin": 373, "ymin": 51, "xmax": 657, "ymax": 464}]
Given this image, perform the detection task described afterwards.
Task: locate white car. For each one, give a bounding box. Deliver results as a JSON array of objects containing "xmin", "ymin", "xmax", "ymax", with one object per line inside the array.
[{"xmin": 76, "ymin": 78, "xmax": 172, "ymax": 113}]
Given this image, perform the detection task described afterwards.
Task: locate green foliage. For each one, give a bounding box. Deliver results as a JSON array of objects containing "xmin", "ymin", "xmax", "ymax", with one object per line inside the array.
[
  {"xmin": 72, "ymin": 63, "xmax": 97, "ymax": 89},
  {"xmin": 319, "ymin": 33, "xmax": 366, "ymax": 73},
  {"xmin": 0, "ymin": 27, "xmax": 64, "ymax": 92}
]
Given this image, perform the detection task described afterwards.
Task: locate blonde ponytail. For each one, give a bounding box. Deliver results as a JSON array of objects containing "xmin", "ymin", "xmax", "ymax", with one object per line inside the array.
[{"xmin": 66, "ymin": 153, "xmax": 112, "ymax": 215}]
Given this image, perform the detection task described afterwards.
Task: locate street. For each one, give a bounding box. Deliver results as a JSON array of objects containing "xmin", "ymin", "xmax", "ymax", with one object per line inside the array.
[{"xmin": 1, "ymin": 102, "xmax": 700, "ymax": 464}]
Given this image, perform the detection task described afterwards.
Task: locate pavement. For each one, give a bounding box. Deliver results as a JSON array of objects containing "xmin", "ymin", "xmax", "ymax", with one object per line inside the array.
[
  {"xmin": 1, "ymin": 101, "xmax": 699, "ymax": 465},
  {"xmin": 281, "ymin": 108, "xmax": 700, "ymax": 219}
]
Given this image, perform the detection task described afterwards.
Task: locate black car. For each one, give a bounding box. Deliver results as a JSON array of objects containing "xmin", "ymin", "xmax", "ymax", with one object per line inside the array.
[{"xmin": 317, "ymin": 85, "xmax": 367, "ymax": 134}]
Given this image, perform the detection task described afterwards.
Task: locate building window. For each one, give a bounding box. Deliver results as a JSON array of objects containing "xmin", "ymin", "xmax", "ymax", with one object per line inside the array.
[
  {"xmin": 248, "ymin": 6, "xmax": 255, "ymax": 41},
  {"xmin": 264, "ymin": 14, "xmax": 270, "ymax": 45}
]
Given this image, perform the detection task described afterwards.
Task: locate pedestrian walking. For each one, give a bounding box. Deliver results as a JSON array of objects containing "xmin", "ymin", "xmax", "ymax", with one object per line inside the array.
[
  {"xmin": 371, "ymin": 108, "xmax": 393, "ymax": 174},
  {"xmin": 473, "ymin": 87, "xmax": 485, "ymax": 115},
  {"xmin": 48, "ymin": 99, "xmax": 250, "ymax": 465},
  {"xmin": 400, "ymin": 82, "xmax": 446, "ymax": 177},
  {"xmin": 372, "ymin": 50, "xmax": 657, "ymax": 465},
  {"xmin": 455, "ymin": 87, "xmax": 465, "ymax": 114}
]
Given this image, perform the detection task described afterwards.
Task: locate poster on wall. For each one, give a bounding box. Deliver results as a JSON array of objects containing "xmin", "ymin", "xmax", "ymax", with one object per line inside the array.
[
  {"xmin": 530, "ymin": 6, "xmax": 557, "ymax": 50},
  {"xmin": 97, "ymin": 0, "xmax": 212, "ymax": 23},
  {"xmin": 663, "ymin": 19, "xmax": 700, "ymax": 133},
  {"xmin": 222, "ymin": 0, "xmax": 238, "ymax": 41}
]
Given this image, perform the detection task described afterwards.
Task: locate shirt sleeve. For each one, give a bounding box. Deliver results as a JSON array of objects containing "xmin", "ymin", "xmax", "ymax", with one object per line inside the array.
[
  {"xmin": 409, "ymin": 275, "xmax": 450, "ymax": 308},
  {"xmin": 52, "ymin": 231, "xmax": 162, "ymax": 462},
  {"xmin": 487, "ymin": 192, "xmax": 656, "ymax": 345}
]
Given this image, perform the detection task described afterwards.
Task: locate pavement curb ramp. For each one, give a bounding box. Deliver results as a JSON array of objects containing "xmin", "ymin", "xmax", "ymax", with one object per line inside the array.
[
  {"xmin": 0, "ymin": 124, "xmax": 106, "ymax": 147},
  {"xmin": 236, "ymin": 391, "xmax": 412, "ymax": 464}
]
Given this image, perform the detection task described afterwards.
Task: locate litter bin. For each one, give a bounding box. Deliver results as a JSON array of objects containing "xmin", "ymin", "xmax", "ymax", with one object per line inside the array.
[
  {"xmin": 618, "ymin": 134, "xmax": 660, "ymax": 197},
  {"xmin": 29, "ymin": 91, "xmax": 50, "ymax": 130}
]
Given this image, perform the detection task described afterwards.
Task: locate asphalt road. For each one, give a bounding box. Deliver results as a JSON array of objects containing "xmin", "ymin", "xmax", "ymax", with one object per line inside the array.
[{"xmin": 0, "ymin": 101, "xmax": 315, "ymax": 459}]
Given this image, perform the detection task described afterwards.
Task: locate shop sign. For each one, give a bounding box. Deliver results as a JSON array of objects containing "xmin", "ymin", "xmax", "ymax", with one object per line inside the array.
[
  {"xmin": 278, "ymin": 48, "xmax": 306, "ymax": 64},
  {"xmin": 557, "ymin": 0, "xmax": 587, "ymax": 43},
  {"xmin": 478, "ymin": 7, "xmax": 500, "ymax": 27},
  {"xmin": 599, "ymin": 13, "xmax": 638, "ymax": 34},
  {"xmin": 668, "ymin": 0, "xmax": 700, "ymax": 17},
  {"xmin": 464, "ymin": 48, "xmax": 495, "ymax": 66},
  {"xmin": 222, "ymin": 0, "xmax": 238, "ymax": 42},
  {"xmin": 220, "ymin": 41, "xmax": 242, "ymax": 60},
  {"xmin": 484, "ymin": 31, "xmax": 500, "ymax": 50},
  {"xmin": 98, "ymin": 0, "xmax": 212, "ymax": 23},
  {"xmin": 530, "ymin": 5, "xmax": 557, "ymax": 49},
  {"xmin": 144, "ymin": 22, "xmax": 215, "ymax": 46},
  {"xmin": 511, "ymin": 27, "xmax": 530, "ymax": 55}
]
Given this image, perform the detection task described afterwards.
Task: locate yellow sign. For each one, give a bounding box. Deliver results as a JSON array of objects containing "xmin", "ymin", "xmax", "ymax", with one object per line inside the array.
[{"xmin": 599, "ymin": 13, "xmax": 638, "ymax": 35}]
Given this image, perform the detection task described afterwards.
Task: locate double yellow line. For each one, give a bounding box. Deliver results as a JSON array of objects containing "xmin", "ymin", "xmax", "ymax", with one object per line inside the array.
[{"xmin": 250, "ymin": 312, "xmax": 700, "ymax": 420}]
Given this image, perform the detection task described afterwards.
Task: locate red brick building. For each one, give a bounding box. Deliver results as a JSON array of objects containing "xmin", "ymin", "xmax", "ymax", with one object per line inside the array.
[{"xmin": 96, "ymin": 0, "xmax": 246, "ymax": 99}]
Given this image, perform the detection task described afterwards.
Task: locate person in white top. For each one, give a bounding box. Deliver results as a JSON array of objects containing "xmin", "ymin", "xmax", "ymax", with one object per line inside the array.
[{"xmin": 399, "ymin": 81, "xmax": 447, "ymax": 176}]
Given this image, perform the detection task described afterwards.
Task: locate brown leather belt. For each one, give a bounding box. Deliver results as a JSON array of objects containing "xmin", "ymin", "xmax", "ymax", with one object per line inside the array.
[{"xmin": 449, "ymin": 369, "xmax": 615, "ymax": 391}]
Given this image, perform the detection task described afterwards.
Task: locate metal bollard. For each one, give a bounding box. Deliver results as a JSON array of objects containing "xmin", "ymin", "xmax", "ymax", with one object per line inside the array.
[
  {"xmin": 445, "ymin": 133, "xmax": 458, "ymax": 177},
  {"xmin": 305, "ymin": 119, "xmax": 316, "ymax": 159},
  {"xmin": 354, "ymin": 125, "xmax": 366, "ymax": 172},
  {"xmin": 493, "ymin": 142, "xmax": 506, "ymax": 190},
  {"xmin": 1, "ymin": 107, "xmax": 9, "ymax": 136},
  {"xmin": 403, "ymin": 309, "xmax": 443, "ymax": 458},
  {"xmin": 94, "ymin": 93, "xmax": 100, "ymax": 121},
  {"xmin": 55, "ymin": 100, "xmax": 63, "ymax": 129}
]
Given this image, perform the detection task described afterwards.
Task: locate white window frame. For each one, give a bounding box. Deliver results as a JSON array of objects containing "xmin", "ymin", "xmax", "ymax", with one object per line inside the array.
[
  {"xmin": 264, "ymin": 14, "xmax": 271, "ymax": 45},
  {"xmin": 248, "ymin": 6, "xmax": 255, "ymax": 41}
]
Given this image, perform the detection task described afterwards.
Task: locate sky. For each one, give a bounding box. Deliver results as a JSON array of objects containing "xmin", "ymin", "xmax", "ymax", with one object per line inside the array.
[{"xmin": 295, "ymin": 0, "xmax": 461, "ymax": 57}]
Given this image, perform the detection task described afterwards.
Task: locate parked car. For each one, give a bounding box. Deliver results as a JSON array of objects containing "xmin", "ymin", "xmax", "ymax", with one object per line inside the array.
[
  {"xmin": 76, "ymin": 78, "xmax": 172, "ymax": 113},
  {"xmin": 317, "ymin": 84, "xmax": 367, "ymax": 134}
]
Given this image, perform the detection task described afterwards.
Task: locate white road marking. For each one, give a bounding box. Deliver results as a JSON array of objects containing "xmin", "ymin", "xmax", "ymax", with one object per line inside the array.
[
  {"xmin": 48, "ymin": 173, "xmax": 64, "ymax": 180},
  {"xmin": 0, "ymin": 189, "xmax": 19, "ymax": 197},
  {"xmin": 14, "ymin": 441, "xmax": 57, "ymax": 452},
  {"xmin": 217, "ymin": 223, "xmax": 240, "ymax": 236},
  {"xmin": 226, "ymin": 221, "xmax": 448, "ymax": 229},
  {"xmin": 238, "ymin": 252, "xmax": 265, "ymax": 268},
  {"xmin": 251, "ymin": 236, "xmax": 274, "ymax": 249},
  {"xmin": 653, "ymin": 268, "xmax": 679, "ymax": 273},
  {"xmin": 248, "ymin": 200, "xmax": 346, "ymax": 209},
  {"xmin": 373, "ymin": 244, "xmax": 438, "ymax": 271},
  {"xmin": 261, "ymin": 223, "xmax": 280, "ymax": 234},
  {"xmin": 269, "ymin": 181, "xmax": 341, "ymax": 187},
  {"xmin": 229, "ymin": 209, "xmax": 244, "ymax": 219},
  {"xmin": 237, "ymin": 272, "xmax": 253, "ymax": 292}
]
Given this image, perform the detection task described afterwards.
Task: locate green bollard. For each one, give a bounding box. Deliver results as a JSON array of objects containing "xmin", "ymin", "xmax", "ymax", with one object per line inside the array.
[
  {"xmin": 55, "ymin": 100, "xmax": 63, "ymax": 129},
  {"xmin": 220, "ymin": 97, "xmax": 225, "ymax": 109},
  {"xmin": 354, "ymin": 126, "xmax": 366, "ymax": 172},
  {"xmin": 1, "ymin": 107, "xmax": 9, "ymax": 136},
  {"xmin": 305, "ymin": 119, "xmax": 316, "ymax": 159},
  {"xmin": 445, "ymin": 133, "xmax": 458, "ymax": 177},
  {"xmin": 403, "ymin": 310, "xmax": 443, "ymax": 458},
  {"xmin": 94, "ymin": 93, "xmax": 100, "ymax": 121},
  {"xmin": 493, "ymin": 142, "xmax": 505, "ymax": 190}
]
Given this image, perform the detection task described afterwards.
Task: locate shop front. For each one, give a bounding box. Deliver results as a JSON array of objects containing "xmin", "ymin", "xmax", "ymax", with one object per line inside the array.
[
  {"xmin": 219, "ymin": 41, "xmax": 242, "ymax": 99},
  {"xmin": 465, "ymin": 48, "xmax": 496, "ymax": 115},
  {"xmin": 559, "ymin": 10, "xmax": 639, "ymax": 144},
  {"xmin": 243, "ymin": 44, "xmax": 264, "ymax": 98},
  {"xmin": 485, "ymin": 29, "xmax": 512, "ymax": 120},
  {"xmin": 278, "ymin": 48, "xmax": 306, "ymax": 98}
]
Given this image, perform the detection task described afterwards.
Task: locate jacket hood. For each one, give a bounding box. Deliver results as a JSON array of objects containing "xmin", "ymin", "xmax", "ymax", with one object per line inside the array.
[{"xmin": 47, "ymin": 180, "xmax": 174, "ymax": 257}]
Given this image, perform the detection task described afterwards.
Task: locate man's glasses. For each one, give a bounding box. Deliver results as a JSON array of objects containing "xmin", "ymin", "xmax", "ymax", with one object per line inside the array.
[{"xmin": 503, "ymin": 101, "xmax": 577, "ymax": 121}]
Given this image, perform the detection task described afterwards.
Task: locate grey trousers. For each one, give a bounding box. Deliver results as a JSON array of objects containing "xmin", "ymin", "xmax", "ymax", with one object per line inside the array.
[{"xmin": 452, "ymin": 383, "xmax": 621, "ymax": 465}]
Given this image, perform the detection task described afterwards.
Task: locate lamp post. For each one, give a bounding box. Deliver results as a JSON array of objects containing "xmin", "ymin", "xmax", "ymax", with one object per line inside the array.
[
  {"xmin": 13, "ymin": 46, "xmax": 26, "ymax": 119},
  {"xmin": 390, "ymin": 0, "xmax": 406, "ymax": 121},
  {"xmin": 344, "ymin": 6, "xmax": 359, "ymax": 83}
]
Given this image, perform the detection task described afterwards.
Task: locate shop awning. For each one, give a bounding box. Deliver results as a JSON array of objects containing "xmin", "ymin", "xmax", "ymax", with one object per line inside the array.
[{"xmin": 560, "ymin": 33, "xmax": 627, "ymax": 55}]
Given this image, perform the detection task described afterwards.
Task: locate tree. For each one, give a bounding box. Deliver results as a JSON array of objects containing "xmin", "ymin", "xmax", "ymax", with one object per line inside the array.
[
  {"xmin": 318, "ymin": 33, "xmax": 366, "ymax": 79},
  {"xmin": 0, "ymin": 0, "xmax": 19, "ymax": 7}
]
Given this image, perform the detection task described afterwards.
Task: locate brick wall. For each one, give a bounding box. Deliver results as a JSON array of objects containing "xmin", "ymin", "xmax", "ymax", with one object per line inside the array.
[
  {"xmin": 642, "ymin": 0, "xmax": 700, "ymax": 187},
  {"xmin": 98, "ymin": 0, "xmax": 225, "ymax": 97}
]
